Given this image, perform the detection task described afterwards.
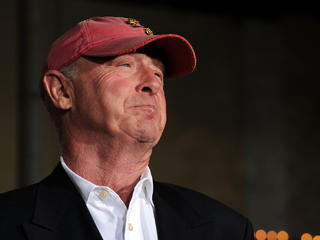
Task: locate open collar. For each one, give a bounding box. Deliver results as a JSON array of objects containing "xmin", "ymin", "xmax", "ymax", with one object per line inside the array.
[{"xmin": 60, "ymin": 156, "xmax": 155, "ymax": 207}]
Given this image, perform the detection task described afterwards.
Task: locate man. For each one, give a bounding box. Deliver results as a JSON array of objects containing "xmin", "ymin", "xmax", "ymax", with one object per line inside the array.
[{"xmin": 0, "ymin": 17, "xmax": 254, "ymax": 240}]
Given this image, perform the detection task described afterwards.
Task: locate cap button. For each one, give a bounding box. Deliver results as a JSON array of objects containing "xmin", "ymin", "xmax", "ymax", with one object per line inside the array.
[{"xmin": 145, "ymin": 27, "xmax": 153, "ymax": 35}]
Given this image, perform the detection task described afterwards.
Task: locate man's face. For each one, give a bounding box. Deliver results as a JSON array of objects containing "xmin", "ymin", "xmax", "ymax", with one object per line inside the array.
[{"xmin": 69, "ymin": 52, "xmax": 167, "ymax": 146}]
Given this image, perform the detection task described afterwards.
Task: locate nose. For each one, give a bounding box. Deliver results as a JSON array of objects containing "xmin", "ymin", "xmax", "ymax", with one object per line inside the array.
[{"xmin": 136, "ymin": 65, "xmax": 162, "ymax": 95}]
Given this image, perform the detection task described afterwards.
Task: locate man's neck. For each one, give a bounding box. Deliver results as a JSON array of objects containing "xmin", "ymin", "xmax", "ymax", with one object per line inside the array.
[{"xmin": 62, "ymin": 138, "xmax": 152, "ymax": 207}]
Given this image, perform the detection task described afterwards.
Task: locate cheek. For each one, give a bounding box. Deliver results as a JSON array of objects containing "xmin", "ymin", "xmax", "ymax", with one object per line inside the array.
[
  {"xmin": 94, "ymin": 79, "xmax": 134, "ymax": 126},
  {"xmin": 108, "ymin": 80, "xmax": 131, "ymax": 96},
  {"xmin": 159, "ymin": 91, "xmax": 167, "ymax": 111},
  {"xmin": 94, "ymin": 71, "xmax": 131, "ymax": 98},
  {"xmin": 92, "ymin": 67, "xmax": 132, "ymax": 94},
  {"xmin": 158, "ymin": 92, "xmax": 167, "ymax": 126},
  {"xmin": 106, "ymin": 80, "xmax": 132, "ymax": 112}
]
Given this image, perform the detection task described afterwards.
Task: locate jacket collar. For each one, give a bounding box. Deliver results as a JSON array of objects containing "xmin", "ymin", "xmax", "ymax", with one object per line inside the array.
[
  {"xmin": 22, "ymin": 163, "xmax": 102, "ymax": 240},
  {"xmin": 153, "ymin": 181, "xmax": 214, "ymax": 240}
]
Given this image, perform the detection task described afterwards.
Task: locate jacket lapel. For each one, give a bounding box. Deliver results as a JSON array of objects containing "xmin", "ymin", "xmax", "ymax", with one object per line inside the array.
[
  {"xmin": 22, "ymin": 164, "xmax": 102, "ymax": 240},
  {"xmin": 153, "ymin": 182, "xmax": 212, "ymax": 240}
]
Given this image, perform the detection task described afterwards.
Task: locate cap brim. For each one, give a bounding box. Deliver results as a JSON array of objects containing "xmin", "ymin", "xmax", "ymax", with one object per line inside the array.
[{"xmin": 83, "ymin": 34, "xmax": 196, "ymax": 78}]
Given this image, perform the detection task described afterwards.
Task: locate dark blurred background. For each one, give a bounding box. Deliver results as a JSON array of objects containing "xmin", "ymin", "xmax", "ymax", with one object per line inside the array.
[{"xmin": 1, "ymin": 0, "xmax": 319, "ymax": 238}]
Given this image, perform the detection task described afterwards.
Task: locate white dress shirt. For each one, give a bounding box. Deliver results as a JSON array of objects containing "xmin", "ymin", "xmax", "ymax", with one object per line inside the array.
[{"xmin": 60, "ymin": 157, "xmax": 158, "ymax": 240}]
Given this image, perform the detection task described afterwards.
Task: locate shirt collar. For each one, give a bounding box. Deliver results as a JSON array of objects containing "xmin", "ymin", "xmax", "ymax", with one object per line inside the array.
[
  {"xmin": 134, "ymin": 165, "xmax": 154, "ymax": 207},
  {"xmin": 60, "ymin": 156, "xmax": 154, "ymax": 206},
  {"xmin": 60, "ymin": 156, "xmax": 95, "ymax": 202}
]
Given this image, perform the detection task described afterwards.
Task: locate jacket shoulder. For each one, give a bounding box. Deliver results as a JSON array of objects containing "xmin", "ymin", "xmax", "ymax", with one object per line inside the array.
[
  {"xmin": 0, "ymin": 184, "xmax": 37, "ymax": 214},
  {"xmin": 154, "ymin": 181, "xmax": 244, "ymax": 218},
  {"xmin": 153, "ymin": 181, "xmax": 253, "ymax": 239},
  {"xmin": 0, "ymin": 184, "xmax": 38, "ymax": 237}
]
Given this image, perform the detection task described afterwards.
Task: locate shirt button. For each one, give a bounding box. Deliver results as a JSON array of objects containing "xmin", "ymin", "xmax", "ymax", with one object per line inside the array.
[
  {"xmin": 128, "ymin": 223, "xmax": 133, "ymax": 231},
  {"xmin": 100, "ymin": 189, "xmax": 108, "ymax": 198}
]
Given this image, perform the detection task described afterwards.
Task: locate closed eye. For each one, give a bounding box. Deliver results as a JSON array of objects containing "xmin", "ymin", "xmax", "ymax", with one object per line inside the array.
[
  {"xmin": 154, "ymin": 71, "xmax": 163, "ymax": 81},
  {"xmin": 121, "ymin": 63, "xmax": 131, "ymax": 67}
]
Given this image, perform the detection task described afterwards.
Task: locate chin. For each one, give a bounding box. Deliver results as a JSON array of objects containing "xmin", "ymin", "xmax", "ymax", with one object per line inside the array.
[
  {"xmin": 120, "ymin": 118, "xmax": 165, "ymax": 145},
  {"xmin": 134, "ymin": 128, "xmax": 163, "ymax": 145},
  {"xmin": 135, "ymin": 133, "xmax": 159, "ymax": 144}
]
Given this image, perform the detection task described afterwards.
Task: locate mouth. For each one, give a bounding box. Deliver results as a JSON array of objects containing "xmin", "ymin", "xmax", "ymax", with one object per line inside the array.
[
  {"xmin": 131, "ymin": 104, "xmax": 156, "ymax": 109},
  {"xmin": 129, "ymin": 104, "xmax": 157, "ymax": 116},
  {"xmin": 131, "ymin": 104, "xmax": 156, "ymax": 111}
]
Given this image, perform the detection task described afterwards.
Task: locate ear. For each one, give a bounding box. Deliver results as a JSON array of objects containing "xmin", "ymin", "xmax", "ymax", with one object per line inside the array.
[{"xmin": 42, "ymin": 70, "xmax": 73, "ymax": 110}]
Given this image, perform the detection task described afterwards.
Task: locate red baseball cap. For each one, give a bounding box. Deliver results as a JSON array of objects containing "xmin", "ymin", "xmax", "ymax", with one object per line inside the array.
[{"xmin": 43, "ymin": 16, "xmax": 196, "ymax": 79}]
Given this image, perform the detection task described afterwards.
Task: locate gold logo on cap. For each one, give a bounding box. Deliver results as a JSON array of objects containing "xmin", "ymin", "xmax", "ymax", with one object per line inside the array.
[
  {"xmin": 128, "ymin": 18, "xmax": 140, "ymax": 26},
  {"xmin": 145, "ymin": 28, "xmax": 153, "ymax": 35},
  {"xmin": 128, "ymin": 18, "xmax": 154, "ymax": 35}
]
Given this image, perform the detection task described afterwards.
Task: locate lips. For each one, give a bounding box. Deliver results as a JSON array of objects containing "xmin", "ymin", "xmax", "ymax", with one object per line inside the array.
[
  {"xmin": 131, "ymin": 104, "xmax": 155, "ymax": 110},
  {"xmin": 128, "ymin": 104, "xmax": 157, "ymax": 118},
  {"xmin": 131, "ymin": 104, "xmax": 156, "ymax": 112}
]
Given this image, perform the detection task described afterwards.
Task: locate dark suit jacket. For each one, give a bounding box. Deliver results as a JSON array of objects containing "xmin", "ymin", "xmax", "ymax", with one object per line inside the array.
[{"xmin": 0, "ymin": 163, "xmax": 254, "ymax": 240}]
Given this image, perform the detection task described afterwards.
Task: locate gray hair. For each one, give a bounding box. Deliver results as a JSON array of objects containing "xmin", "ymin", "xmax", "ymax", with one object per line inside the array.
[{"xmin": 60, "ymin": 60, "xmax": 79, "ymax": 80}]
